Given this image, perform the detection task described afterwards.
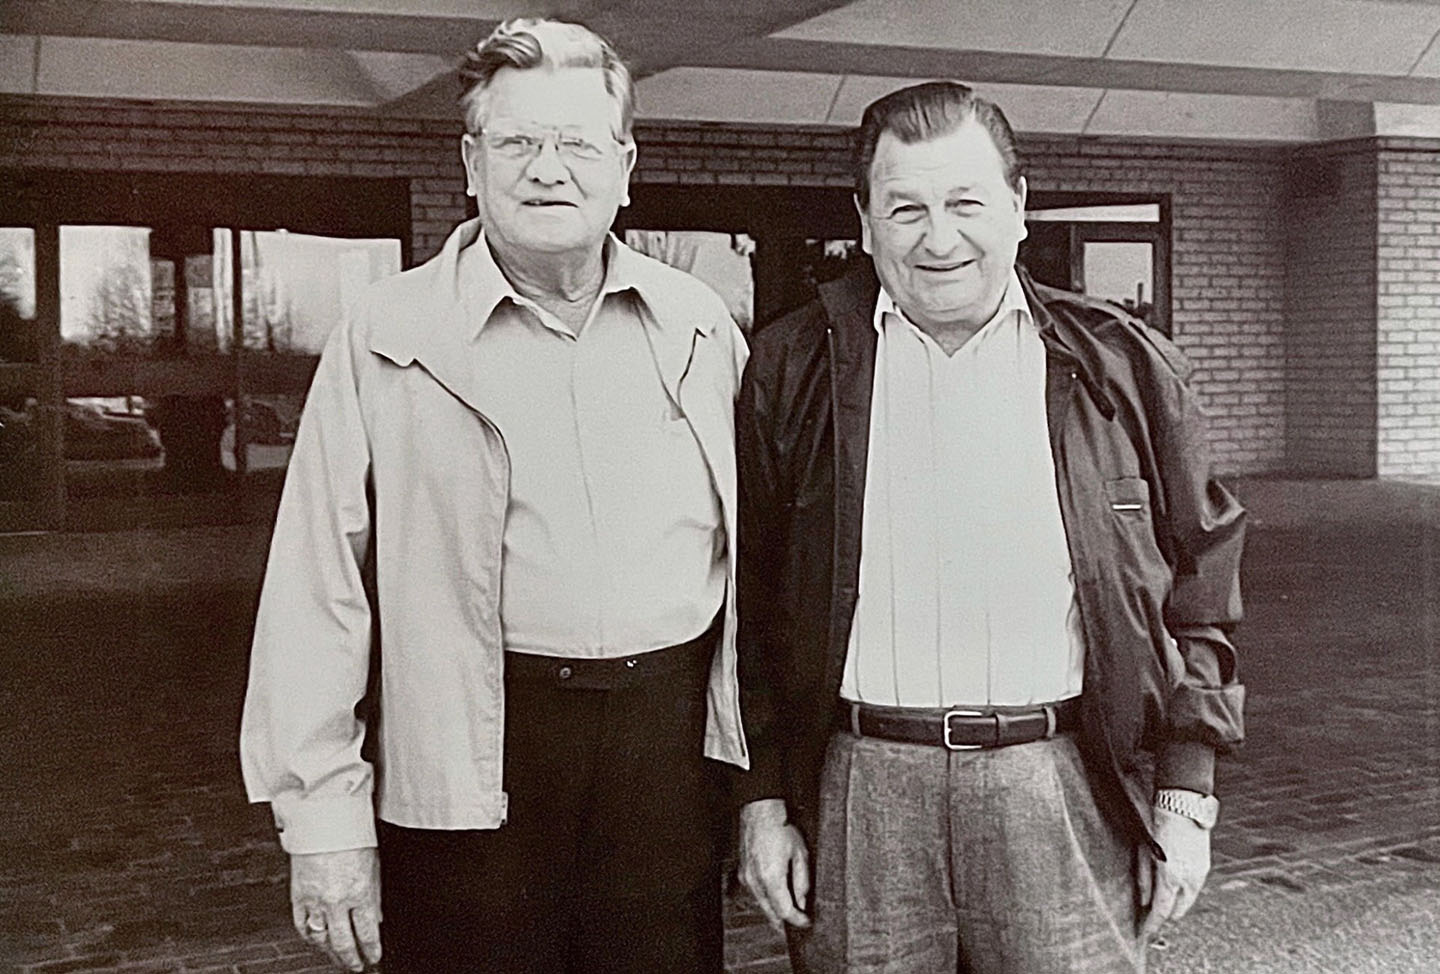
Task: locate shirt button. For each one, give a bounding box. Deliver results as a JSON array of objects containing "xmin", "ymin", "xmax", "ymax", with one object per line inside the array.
[{"xmin": 558, "ymin": 666, "xmax": 573, "ymax": 681}]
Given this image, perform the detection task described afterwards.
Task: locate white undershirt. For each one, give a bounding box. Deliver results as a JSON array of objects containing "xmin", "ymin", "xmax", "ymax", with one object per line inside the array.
[{"xmin": 840, "ymin": 272, "xmax": 1085, "ymax": 707}]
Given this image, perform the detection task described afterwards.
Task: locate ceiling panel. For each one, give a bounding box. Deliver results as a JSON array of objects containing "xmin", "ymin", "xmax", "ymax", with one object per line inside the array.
[
  {"xmin": 0, "ymin": 0, "xmax": 501, "ymax": 53},
  {"xmin": 826, "ymin": 73, "xmax": 1103, "ymax": 131},
  {"xmin": 1112, "ymin": 0, "xmax": 1440, "ymax": 75},
  {"xmin": 636, "ymin": 67, "xmax": 842, "ymax": 124},
  {"xmin": 773, "ymin": 0, "xmax": 1133, "ymax": 58},
  {"xmin": 1374, "ymin": 100, "xmax": 1440, "ymax": 131},
  {"xmin": 28, "ymin": 35, "xmax": 395, "ymax": 104},
  {"xmin": 129, "ymin": 0, "xmax": 535, "ymax": 14},
  {"xmin": 0, "ymin": 35, "xmax": 38, "ymax": 92},
  {"xmin": 346, "ymin": 51, "xmax": 453, "ymax": 103},
  {"xmin": 1086, "ymin": 88, "xmax": 1317, "ymax": 140},
  {"xmin": 631, "ymin": 66, "xmax": 1323, "ymax": 141},
  {"xmin": 1407, "ymin": 32, "xmax": 1440, "ymax": 75}
]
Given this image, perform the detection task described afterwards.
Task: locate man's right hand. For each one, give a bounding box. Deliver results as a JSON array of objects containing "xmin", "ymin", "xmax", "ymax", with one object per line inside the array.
[
  {"xmin": 290, "ymin": 847, "xmax": 382, "ymax": 972},
  {"xmin": 738, "ymin": 798, "xmax": 811, "ymax": 932}
]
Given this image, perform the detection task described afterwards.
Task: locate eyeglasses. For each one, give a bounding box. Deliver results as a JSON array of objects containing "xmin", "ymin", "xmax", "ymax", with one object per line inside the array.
[{"xmin": 471, "ymin": 125, "xmax": 625, "ymax": 163}]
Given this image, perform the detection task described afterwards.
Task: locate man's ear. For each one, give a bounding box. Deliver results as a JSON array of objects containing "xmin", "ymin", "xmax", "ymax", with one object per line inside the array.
[
  {"xmin": 460, "ymin": 135, "xmax": 481, "ymax": 198},
  {"xmin": 620, "ymin": 139, "xmax": 638, "ymax": 208},
  {"xmin": 1014, "ymin": 175, "xmax": 1028, "ymax": 243}
]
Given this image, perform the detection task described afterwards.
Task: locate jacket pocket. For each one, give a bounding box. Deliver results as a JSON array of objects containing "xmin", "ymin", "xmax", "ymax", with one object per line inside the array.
[{"xmin": 1104, "ymin": 476, "xmax": 1151, "ymax": 517}]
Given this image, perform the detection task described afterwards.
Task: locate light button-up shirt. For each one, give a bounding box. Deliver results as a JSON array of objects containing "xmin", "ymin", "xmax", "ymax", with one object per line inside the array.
[
  {"xmin": 840, "ymin": 271, "xmax": 1084, "ymax": 708},
  {"xmin": 460, "ymin": 235, "xmax": 726, "ymax": 658}
]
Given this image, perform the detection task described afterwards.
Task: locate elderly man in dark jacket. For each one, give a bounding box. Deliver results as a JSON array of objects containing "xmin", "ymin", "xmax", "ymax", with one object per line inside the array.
[{"xmin": 734, "ymin": 81, "xmax": 1245, "ymax": 974}]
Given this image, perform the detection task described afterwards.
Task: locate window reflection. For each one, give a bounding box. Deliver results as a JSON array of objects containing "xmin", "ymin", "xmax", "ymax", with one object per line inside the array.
[
  {"xmin": 60, "ymin": 226, "xmax": 157, "ymax": 355},
  {"xmin": 0, "ymin": 397, "xmax": 43, "ymax": 502},
  {"xmin": 0, "ymin": 227, "xmax": 38, "ymax": 364},
  {"xmin": 222, "ymin": 394, "xmax": 302, "ymax": 474},
  {"xmin": 802, "ymin": 238, "xmax": 863, "ymax": 291},
  {"xmin": 1083, "ymin": 242, "xmax": 1155, "ymax": 324},
  {"xmin": 625, "ymin": 231, "xmax": 755, "ymax": 332},
  {"xmin": 62, "ymin": 394, "xmax": 235, "ymax": 497},
  {"xmin": 213, "ymin": 229, "xmax": 401, "ymax": 355}
]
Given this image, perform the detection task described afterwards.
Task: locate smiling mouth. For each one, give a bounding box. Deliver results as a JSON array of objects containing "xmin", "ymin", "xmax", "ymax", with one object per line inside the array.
[
  {"xmin": 916, "ymin": 259, "xmax": 975, "ymax": 272},
  {"xmin": 523, "ymin": 200, "xmax": 578, "ymax": 207}
]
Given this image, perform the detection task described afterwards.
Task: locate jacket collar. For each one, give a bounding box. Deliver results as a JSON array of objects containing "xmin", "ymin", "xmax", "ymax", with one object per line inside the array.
[
  {"xmin": 367, "ymin": 217, "xmax": 714, "ymax": 369},
  {"xmin": 818, "ymin": 262, "xmax": 880, "ymax": 394},
  {"xmin": 1017, "ymin": 265, "xmax": 1115, "ymax": 419}
]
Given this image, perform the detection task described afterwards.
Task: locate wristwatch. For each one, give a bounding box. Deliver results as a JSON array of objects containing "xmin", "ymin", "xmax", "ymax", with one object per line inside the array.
[{"xmin": 1154, "ymin": 788, "xmax": 1220, "ymax": 830}]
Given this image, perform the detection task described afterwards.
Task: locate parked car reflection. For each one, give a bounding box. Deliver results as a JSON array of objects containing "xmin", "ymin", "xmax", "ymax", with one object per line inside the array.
[{"xmin": 64, "ymin": 398, "xmax": 164, "ymax": 466}]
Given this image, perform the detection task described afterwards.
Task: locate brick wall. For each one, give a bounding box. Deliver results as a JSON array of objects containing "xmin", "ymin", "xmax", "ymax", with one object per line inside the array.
[
  {"xmin": 1027, "ymin": 139, "xmax": 1289, "ymax": 476},
  {"xmin": 0, "ymin": 97, "xmax": 472, "ymax": 262},
  {"xmin": 1283, "ymin": 141, "xmax": 1378, "ymax": 477},
  {"xmin": 2, "ymin": 97, "xmax": 1292, "ymax": 475},
  {"xmin": 1376, "ymin": 139, "xmax": 1440, "ymax": 482}
]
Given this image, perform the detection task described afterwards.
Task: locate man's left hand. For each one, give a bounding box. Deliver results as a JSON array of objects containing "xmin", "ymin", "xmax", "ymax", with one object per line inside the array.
[{"xmin": 1138, "ymin": 806, "xmax": 1211, "ymax": 940}]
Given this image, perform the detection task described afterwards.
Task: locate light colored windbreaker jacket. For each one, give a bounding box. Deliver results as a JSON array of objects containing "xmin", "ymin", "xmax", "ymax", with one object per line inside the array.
[{"xmin": 240, "ymin": 219, "xmax": 750, "ymax": 855}]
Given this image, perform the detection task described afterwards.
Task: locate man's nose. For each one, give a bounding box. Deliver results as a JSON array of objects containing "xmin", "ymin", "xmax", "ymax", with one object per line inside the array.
[
  {"xmin": 524, "ymin": 139, "xmax": 570, "ymax": 183},
  {"xmin": 919, "ymin": 211, "xmax": 966, "ymax": 256}
]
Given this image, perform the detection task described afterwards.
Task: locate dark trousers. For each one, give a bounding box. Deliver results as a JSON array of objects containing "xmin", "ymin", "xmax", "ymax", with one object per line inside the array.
[{"xmin": 378, "ymin": 625, "xmax": 724, "ymax": 974}]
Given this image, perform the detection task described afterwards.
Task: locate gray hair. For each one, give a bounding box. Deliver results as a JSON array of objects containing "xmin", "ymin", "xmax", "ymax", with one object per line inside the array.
[
  {"xmin": 458, "ymin": 18, "xmax": 635, "ymax": 138},
  {"xmin": 854, "ymin": 81, "xmax": 1024, "ymax": 208}
]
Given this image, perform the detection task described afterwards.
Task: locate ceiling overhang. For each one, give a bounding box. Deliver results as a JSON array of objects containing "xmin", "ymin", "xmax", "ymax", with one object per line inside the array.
[{"xmin": 4, "ymin": 0, "xmax": 1440, "ymax": 143}]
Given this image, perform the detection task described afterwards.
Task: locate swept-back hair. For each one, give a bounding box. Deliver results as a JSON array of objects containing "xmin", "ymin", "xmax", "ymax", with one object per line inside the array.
[
  {"xmin": 854, "ymin": 81, "xmax": 1024, "ymax": 207},
  {"xmin": 458, "ymin": 18, "xmax": 635, "ymax": 138}
]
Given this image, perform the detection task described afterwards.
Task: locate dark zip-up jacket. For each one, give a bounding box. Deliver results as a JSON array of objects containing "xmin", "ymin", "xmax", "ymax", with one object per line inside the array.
[{"xmin": 734, "ymin": 265, "xmax": 1246, "ymax": 854}]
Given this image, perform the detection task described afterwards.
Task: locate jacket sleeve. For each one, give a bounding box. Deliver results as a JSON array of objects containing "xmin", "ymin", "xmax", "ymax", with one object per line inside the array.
[
  {"xmin": 239, "ymin": 319, "xmax": 377, "ymax": 854},
  {"xmin": 732, "ymin": 342, "xmax": 791, "ymax": 807},
  {"xmin": 1147, "ymin": 341, "xmax": 1247, "ymax": 797}
]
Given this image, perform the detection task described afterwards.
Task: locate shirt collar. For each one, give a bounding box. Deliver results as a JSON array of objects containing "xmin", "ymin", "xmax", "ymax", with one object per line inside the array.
[
  {"xmin": 872, "ymin": 267, "xmax": 1033, "ymax": 339},
  {"xmin": 460, "ymin": 231, "xmax": 706, "ymax": 340}
]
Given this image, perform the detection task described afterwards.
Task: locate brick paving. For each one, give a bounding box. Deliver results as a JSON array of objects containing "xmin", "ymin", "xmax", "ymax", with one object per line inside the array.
[{"xmin": 2, "ymin": 513, "xmax": 1439, "ymax": 973}]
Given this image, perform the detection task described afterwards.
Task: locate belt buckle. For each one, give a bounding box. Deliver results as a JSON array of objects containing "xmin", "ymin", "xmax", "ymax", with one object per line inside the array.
[{"xmin": 943, "ymin": 709, "xmax": 996, "ymax": 750}]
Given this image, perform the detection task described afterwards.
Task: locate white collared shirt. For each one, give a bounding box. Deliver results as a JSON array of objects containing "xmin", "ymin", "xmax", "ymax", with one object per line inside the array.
[
  {"xmin": 840, "ymin": 271, "xmax": 1085, "ymax": 707},
  {"xmin": 459, "ymin": 234, "xmax": 725, "ymax": 657}
]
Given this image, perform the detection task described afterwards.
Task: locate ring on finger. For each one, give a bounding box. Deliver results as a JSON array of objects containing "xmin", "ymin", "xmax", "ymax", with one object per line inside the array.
[{"xmin": 305, "ymin": 916, "xmax": 327, "ymax": 934}]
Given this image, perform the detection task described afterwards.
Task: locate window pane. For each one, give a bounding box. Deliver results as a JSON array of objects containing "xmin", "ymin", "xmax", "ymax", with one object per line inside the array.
[
  {"xmin": 0, "ymin": 227, "xmax": 37, "ymax": 364},
  {"xmin": 60, "ymin": 226, "xmax": 156, "ymax": 354},
  {"xmin": 624, "ymin": 230, "xmax": 755, "ymax": 332},
  {"xmin": 222, "ymin": 393, "xmax": 301, "ymax": 475},
  {"xmin": 1028, "ymin": 203, "xmax": 1160, "ymax": 223},
  {"xmin": 0, "ymin": 396, "xmax": 43, "ymax": 502},
  {"xmin": 1083, "ymin": 241, "xmax": 1155, "ymax": 324},
  {"xmin": 212, "ymin": 229, "xmax": 402, "ymax": 355}
]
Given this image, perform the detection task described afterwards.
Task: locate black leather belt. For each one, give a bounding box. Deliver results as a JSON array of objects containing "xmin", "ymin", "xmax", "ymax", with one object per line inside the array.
[
  {"xmin": 504, "ymin": 614, "xmax": 721, "ymax": 691},
  {"xmin": 836, "ymin": 698, "xmax": 1081, "ymax": 751}
]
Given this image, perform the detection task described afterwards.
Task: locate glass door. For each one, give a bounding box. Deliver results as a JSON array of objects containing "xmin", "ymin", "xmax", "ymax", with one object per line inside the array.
[{"xmin": 1, "ymin": 169, "xmax": 410, "ymax": 530}]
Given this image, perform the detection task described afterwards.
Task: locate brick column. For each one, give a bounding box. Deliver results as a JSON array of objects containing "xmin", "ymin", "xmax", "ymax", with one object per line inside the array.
[
  {"xmin": 1282, "ymin": 141, "xmax": 1379, "ymax": 477},
  {"xmin": 1376, "ymin": 139, "xmax": 1440, "ymax": 481}
]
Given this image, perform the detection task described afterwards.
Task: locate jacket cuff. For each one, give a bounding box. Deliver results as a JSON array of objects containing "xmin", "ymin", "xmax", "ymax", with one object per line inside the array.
[
  {"xmin": 1154, "ymin": 740, "xmax": 1217, "ymax": 796},
  {"xmin": 730, "ymin": 743, "xmax": 787, "ymax": 810},
  {"xmin": 272, "ymin": 795, "xmax": 378, "ymax": 855}
]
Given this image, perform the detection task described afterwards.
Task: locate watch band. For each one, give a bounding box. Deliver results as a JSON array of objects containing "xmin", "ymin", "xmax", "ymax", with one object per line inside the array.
[{"xmin": 1154, "ymin": 788, "xmax": 1220, "ymax": 830}]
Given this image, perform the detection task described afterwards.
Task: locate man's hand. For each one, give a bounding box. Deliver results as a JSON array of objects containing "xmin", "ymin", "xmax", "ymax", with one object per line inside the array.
[
  {"xmin": 738, "ymin": 798, "xmax": 812, "ymax": 932},
  {"xmin": 290, "ymin": 847, "xmax": 382, "ymax": 972},
  {"xmin": 1138, "ymin": 807, "xmax": 1211, "ymax": 941}
]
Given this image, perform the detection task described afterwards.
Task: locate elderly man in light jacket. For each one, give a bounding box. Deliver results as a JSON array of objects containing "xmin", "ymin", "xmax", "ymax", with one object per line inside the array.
[{"xmin": 240, "ymin": 18, "xmax": 748, "ymax": 974}]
